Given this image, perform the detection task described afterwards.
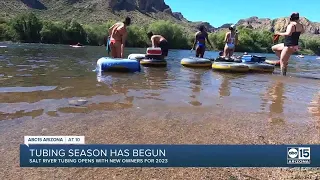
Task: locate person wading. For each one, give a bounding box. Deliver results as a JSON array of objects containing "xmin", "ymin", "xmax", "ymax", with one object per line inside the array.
[{"xmin": 271, "ymin": 12, "xmax": 304, "ymax": 76}]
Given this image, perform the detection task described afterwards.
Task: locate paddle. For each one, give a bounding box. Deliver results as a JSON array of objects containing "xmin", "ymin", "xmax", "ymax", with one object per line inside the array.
[
  {"xmin": 273, "ymin": 34, "xmax": 280, "ymax": 44},
  {"xmin": 269, "ymin": 34, "xmax": 281, "ymax": 65}
]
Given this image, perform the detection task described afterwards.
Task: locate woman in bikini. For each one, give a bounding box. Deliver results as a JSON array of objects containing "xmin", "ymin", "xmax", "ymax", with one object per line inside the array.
[
  {"xmin": 223, "ymin": 24, "xmax": 238, "ymax": 58},
  {"xmin": 192, "ymin": 25, "xmax": 213, "ymax": 58},
  {"xmin": 108, "ymin": 17, "xmax": 131, "ymax": 58},
  {"xmin": 271, "ymin": 12, "xmax": 304, "ymax": 76}
]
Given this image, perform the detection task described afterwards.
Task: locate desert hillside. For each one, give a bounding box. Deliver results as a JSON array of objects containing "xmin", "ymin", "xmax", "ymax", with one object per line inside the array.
[
  {"xmin": 236, "ymin": 16, "xmax": 320, "ymax": 35},
  {"xmin": 0, "ymin": 0, "xmax": 215, "ymax": 33},
  {"xmin": 0, "ymin": 0, "xmax": 319, "ymax": 35}
]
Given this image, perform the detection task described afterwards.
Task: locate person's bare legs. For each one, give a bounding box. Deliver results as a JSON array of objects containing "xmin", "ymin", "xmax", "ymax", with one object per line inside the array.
[
  {"xmin": 110, "ymin": 43, "xmax": 117, "ymax": 58},
  {"xmin": 115, "ymin": 42, "xmax": 122, "ymax": 58},
  {"xmin": 223, "ymin": 45, "xmax": 229, "ymax": 58},
  {"xmin": 272, "ymin": 43, "xmax": 284, "ymax": 59},
  {"xmin": 279, "ymin": 46, "xmax": 294, "ymax": 76},
  {"xmin": 196, "ymin": 46, "xmax": 200, "ymax": 58},
  {"xmin": 200, "ymin": 48, "xmax": 205, "ymax": 58},
  {"xmin": 229, "ymin": 48, "xmax": 235, "ymax": 58},
  {"xmin": 110, "ymin": 42, "xmax": 122, "ymax": 58}
]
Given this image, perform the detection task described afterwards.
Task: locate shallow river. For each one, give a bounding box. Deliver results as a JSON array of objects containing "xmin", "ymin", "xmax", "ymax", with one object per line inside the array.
[
  {"xmin": 1, "ymin": 42, "xmax": 320, "ymax": 179},
  {"xmin": 0, "ymin": 43, "xmax": 319, "ymax": 123}
]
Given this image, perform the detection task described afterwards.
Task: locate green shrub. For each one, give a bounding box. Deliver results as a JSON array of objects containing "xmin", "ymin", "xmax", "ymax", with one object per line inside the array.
[
  {"xmin": 0, "ymin": 23, "xmax": 14, "ymax": 41},
  {"xmin": 63, "ymin": 20, "xmax": 87, "ymax": 44},
  {"xmin": 127, "ymin": 25, "xmax": 148, "ymax": 47},
  {"xmin": 208, "ymin": 30, "xmax": 226, "ymax": 51},
  {"xmin": 1, "ymin": 12, "xmax": 319, "ymax": 55},
  {"xmin": 84, "ymin": 21, "xmax": 115, "ymax": 46},
  {"xmin": 10, "ymin": 12, "xmax": 42, "ymax": 42},
  {"xmin": 147, "ymin": 20, "xmax": 189, "ymax": 49},
  {"xmin": 40, "ymin": 21, "xmax": 64, "ymax": 44}
]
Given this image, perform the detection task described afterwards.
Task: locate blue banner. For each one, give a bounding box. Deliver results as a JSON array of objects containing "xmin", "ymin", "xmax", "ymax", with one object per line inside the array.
[{"xmin": 20, "ymin": 144, "xmax": 317, "ymax": 167}]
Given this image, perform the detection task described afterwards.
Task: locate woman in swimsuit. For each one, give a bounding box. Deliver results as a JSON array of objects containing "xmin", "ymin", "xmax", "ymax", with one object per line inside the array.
[
  {"xmin": 192, "ymin": 25, "xmax": 213, "ymax": 58},
  {"xmin": 108, "ymin": 17, "xmax": 131, "ymax": 58},
  {"xmin": 223, "ymin": 25, "xmax": 238, "ymax": 58},
  {"xmin": 271, "ymin": 12, "xmax": 304, "ymax": 76}
]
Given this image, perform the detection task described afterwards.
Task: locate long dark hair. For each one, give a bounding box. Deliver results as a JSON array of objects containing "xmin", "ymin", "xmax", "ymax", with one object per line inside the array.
[
  {"xmin": 124, "ymin": 17, "xmax": 131, "ymax": 26},
  {"xmin": 147, "ymin": 31, "xmax": 153, "ymax": 38},
  {"xmin": 199, "ymin": 25, "xmax": 205, "ymax": 32},
  {"xmin": 290, "ymin": 12, "xmax": 299, "ymax": 21}
]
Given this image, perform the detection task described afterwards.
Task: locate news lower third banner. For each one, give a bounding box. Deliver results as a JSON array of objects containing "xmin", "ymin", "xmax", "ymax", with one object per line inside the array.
[{"xmin": 20, "ymin": 144, "xmax": 320, "ymax": 167}]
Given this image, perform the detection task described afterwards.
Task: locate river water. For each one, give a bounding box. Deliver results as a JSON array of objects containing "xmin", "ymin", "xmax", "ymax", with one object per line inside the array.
[
  {"xmin": 0, "ymin": 43, "xmax": 319, "ymax": 122},
  {"xmin": 1, "ymin": 42, "xmax": 320, "ymax": 179}
]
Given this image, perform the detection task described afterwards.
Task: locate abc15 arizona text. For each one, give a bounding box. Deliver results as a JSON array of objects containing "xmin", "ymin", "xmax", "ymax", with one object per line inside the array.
[{"xmin": 287, "ymin": 147, "xmax": 311, "ymax": 164}]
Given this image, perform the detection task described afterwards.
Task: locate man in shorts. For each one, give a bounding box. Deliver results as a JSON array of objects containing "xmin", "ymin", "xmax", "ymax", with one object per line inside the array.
[{"xmin": 147, "ymin": 32, "xmax": 169, "ymax": 59}]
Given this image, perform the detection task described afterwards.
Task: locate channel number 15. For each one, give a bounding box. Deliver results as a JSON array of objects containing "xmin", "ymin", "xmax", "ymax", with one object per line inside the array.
[{"xmin": 288, "ymin": 147, "xmax": 310, "ymax": 159}]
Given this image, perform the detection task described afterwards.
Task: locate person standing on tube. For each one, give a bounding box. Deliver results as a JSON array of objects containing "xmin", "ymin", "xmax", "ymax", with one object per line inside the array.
[
  {"xmin": 192, "ymin": 25, "xmax": 213, "ymax": 58},
  {"xmin": 108, "ymin": 17, "xmax": 131, "ymax": 58}
]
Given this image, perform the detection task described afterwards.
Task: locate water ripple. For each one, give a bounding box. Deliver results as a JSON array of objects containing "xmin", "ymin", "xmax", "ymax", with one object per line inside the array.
[
  {"xmin": 0, "ymin": 86, "xmax": 56, "ymax": 93},
  {"xmin": 0, "ymin": 44, "xmax": 319, "ymax": 122}
]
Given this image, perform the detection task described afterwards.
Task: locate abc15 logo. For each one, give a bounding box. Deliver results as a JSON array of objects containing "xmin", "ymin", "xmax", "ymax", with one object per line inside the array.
[{"xmin": 287, "ymin": 147, "xmax": 311, "ymax": 160}]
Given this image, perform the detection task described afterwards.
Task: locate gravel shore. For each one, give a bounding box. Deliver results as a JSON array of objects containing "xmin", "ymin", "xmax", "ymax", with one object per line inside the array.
[{"xmin": 0, "ymin": 105, "xmax": 319, "ymax": 180}]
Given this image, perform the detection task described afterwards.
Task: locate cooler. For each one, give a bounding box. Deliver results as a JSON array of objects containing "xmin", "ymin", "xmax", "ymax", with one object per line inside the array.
[{"xmin": 146, "ymin": 47, "xmax": 162, "ymax": 55}]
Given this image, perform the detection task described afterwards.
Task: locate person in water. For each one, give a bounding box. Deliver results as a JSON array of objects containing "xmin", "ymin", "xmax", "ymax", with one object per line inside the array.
[
  {"xmin": 147, "ymin": 32, "xmax": 169, "ymax": 59},
  {"xmin": 75, "ymin": 42, "xmax": 83, "ymax": 46},
  {"xmin": 223, "ymin": 25, "xmax": 238, "ymax": 58},
  {"xmin": 271, "ymin": 12, "xmax": 304, "ymax": 76},
  {"xmin": 108, "ymin": 17, "xmax": 131, "ymax": 58},
  {"xmin": 192, "ymin": 25, "xmax": 213, "ymax": 58}
]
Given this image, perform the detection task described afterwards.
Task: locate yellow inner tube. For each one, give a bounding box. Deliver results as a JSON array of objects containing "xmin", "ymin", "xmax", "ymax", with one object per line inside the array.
[
  {"xmin": 140, "ymin": 59, "xmax": 167, "ymax": 66},
  {"xmin": 181, "ymin": 61, "xmax": 211, "ymax": 67},
  {"xmin": 212, "ymin": 63, "xmax": 249, "ymax": 72}
]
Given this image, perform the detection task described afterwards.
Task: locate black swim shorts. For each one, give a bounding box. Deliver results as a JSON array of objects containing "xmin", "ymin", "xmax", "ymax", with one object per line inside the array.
[{"xmin": 159, "ymin": 40, "xmax": 169, "ymax": 56}]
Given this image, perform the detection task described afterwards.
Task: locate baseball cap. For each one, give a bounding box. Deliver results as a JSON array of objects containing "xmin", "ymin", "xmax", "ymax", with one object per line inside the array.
[{"xmin": 229, "ymin": 24, "xmax": 236, "ymax": 30}]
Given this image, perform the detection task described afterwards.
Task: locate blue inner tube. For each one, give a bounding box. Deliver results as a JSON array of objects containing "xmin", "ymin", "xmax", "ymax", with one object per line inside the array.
[
  {"xmin": 241, "ymin": 55, "xmax": 266, "ymax": 63},
  {"xmin": 97, "ymin": 57, "xmax": 140, "ymax": 72}
]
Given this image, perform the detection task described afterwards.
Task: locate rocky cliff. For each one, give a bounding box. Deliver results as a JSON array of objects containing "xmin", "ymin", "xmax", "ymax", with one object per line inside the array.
[
  {"xmin": 172, "ymin": 12, "xmax": 187, "ymax": 21},
  {"xmin": 235, "ymin": 16, "xmax": 320, "ymax": 35},
  {"xmin": 107, "ymin": 0, "xmax": 171, "ymax": 12},
  {"xmin": 21, "ymin": 0, "xmax": 47, "ymax": 10},
  {"xmin": 0, "ymin": 0, "xmax": 214, "ymax": 33},
  {"xmin": 2, "ymin": 1, "xmax": 319, "ymax": 35}
]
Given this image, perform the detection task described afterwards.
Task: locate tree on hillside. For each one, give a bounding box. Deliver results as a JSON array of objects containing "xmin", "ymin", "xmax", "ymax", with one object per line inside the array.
[
  {"xmin": 10, "ymin": 12, "xmax": 42, "ymax": 42},
  {"xmin": 40, "ymin": 21, "xmax": 64, "ymax": 44},
  {"xmin": 63, "ymin": 19, "xmax": 87, "ymax": 44}
]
